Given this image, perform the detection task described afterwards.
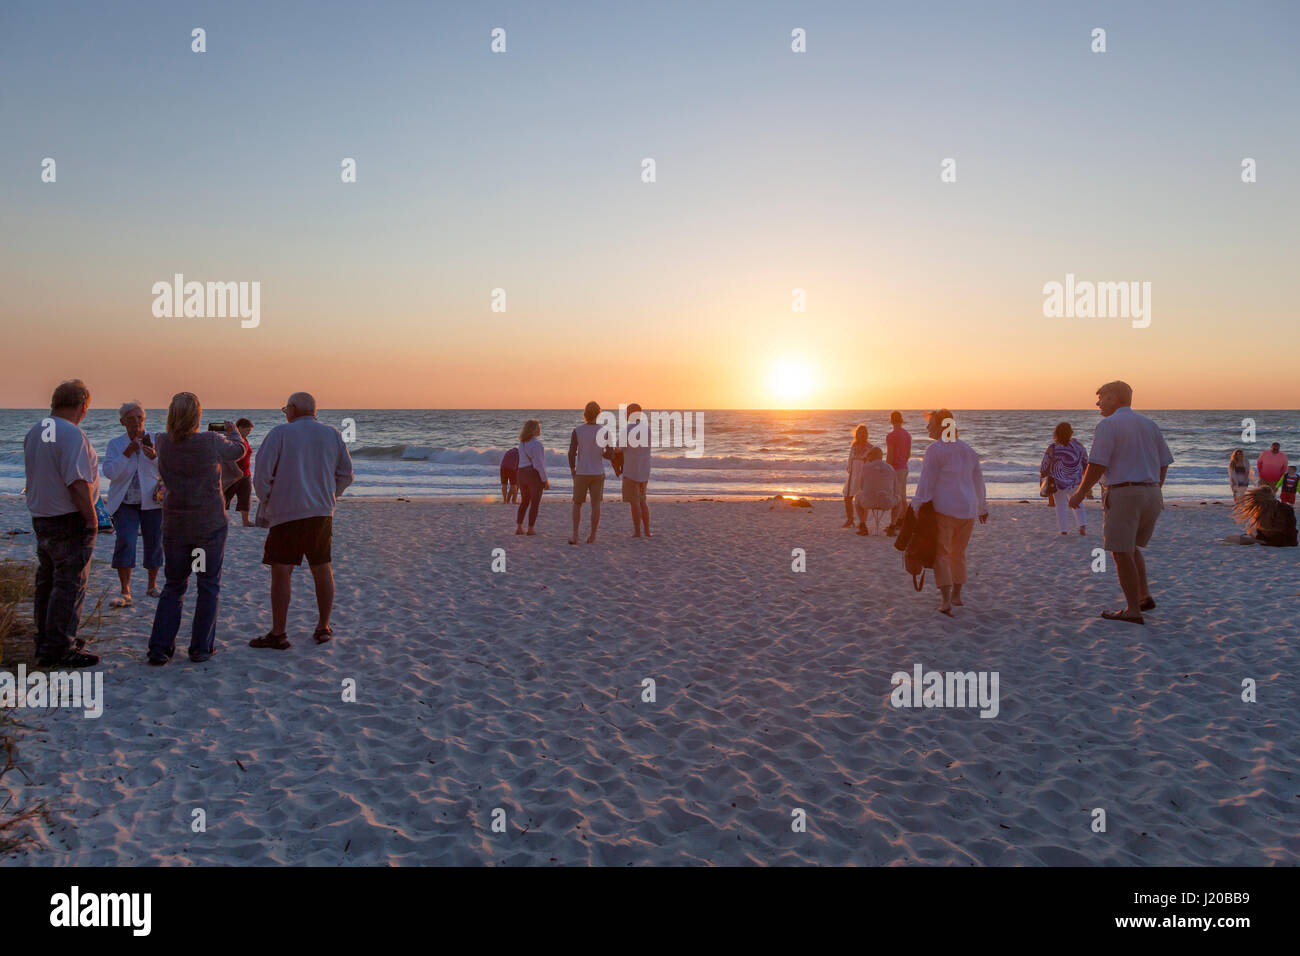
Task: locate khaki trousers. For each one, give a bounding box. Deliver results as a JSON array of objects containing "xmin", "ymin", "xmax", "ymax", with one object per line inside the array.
[{"xmin": 934, "ymin": 513, "xmax": 975, "ymax": 587}]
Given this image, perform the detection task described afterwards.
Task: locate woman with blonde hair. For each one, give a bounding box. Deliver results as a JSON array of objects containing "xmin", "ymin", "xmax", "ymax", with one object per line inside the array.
[
  {"xmin": 910, "ymin": 409, "xmax": 988, "ymax": 615},
  {"xmin": 146, "ymin": 392, "xmax": 248, "ymax": 664},
  {"xmin": 841, "ymin": 424, "xmax": 874, "ymax": 528},
  {"xmin": 515, "ymin": 418, "xmax": 550, "ymax": 535},
  {"xmin": 1225, "ymin": 485, "xmax": 1297, "ymax": 546}
]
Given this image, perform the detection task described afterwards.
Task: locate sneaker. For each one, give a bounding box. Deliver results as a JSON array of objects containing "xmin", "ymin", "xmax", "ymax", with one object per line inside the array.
[{"xmin": 54, "ymin": 650, "xmax": 100, "ymax": 668}]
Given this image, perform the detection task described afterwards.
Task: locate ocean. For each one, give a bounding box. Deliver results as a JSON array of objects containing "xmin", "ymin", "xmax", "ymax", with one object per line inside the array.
[{"xmin": 0, "ymin": 409, "xmax": 1294, "ymax": 502}]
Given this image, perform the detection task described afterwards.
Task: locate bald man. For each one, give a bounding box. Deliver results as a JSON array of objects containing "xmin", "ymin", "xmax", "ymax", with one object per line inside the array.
[{"xmin": 250, "ymin": 392, "xmax": 354, "ymax": 648}]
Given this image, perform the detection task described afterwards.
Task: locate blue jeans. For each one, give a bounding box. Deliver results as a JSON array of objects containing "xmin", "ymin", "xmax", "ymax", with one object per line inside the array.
[
  {"xmin": 32, "ymin": 512, "xmax": 96, "ymax": 661},
  {"xmin": 147, "ymin": 524, "xmax": 228, "ymax": 662},
  {"xmin": 111, "ymin": 504, "xmax": 163, "ymax": 570}
]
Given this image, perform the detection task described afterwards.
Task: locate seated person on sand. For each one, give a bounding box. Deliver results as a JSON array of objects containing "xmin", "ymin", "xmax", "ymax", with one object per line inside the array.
[
  {"xmin": 1223, "ymin": 485, "xmax": 1298, "ymax": 547},
  {"xmin": 854, "ymin": 447, "xmax": 897, "ymax": 535}
]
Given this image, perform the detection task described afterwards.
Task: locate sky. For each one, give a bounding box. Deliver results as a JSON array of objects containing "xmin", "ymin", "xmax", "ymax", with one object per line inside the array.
[{"xmin": 2, "ymin": 0, "xmax": 1297, "ymax": 410}]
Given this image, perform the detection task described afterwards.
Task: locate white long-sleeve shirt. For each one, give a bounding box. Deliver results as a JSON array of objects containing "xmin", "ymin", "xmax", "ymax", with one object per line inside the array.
[
  {"xmin": 517, "ymin": 438, "xmax": 547, "ymax": 482},
  {"xmin": 911, "ymin": 438, "xmax": 987, "ymax": 520},
  {"xmin": 102, "ymin": 431, "xmax": 162, "ymax": 513},
  {"xmin": 253, "ymin": 416, "xmax": 353, "ymax": 527}
]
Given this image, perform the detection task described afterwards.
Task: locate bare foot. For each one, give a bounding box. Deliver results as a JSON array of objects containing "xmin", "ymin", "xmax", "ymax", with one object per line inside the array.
[
  {"xmin": 644, "ymin": 530, "xmax": 653, "ymax": 537},
  {"xmin": 526, "ymin": 529, "xmax": 536, "ymax": 536},
  {"xmin": 631, "ymin": 532, "xmax": 641, "ymax": 538},
  {"xmin": 568, "ymin": 538, "xmax": 578, "ymax": 545},
  {"xmin": 515, "ymin": 526, "xmax": 524, "ymax": 535},
  {"xmin": 586, "ymin": 534, "xmax": 597, "ymax": 543},
  {"xmin": 951, "ymin": 597, "xmax": 964, "ymax": 606},
  {"xmin": 938, "ymin": 603, "xmax": 954, "ymax": 616}
]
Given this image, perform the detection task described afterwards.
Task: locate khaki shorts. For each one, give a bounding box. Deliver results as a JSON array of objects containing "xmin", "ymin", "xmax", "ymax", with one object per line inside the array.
[
  {"xmin": 572, "ymin": 474, "xmax": 605, "ymax": 504},
  {"xmin": 622, "ymin": 477, "xmax": 647, "ymax": 504},
  {"xmin": 893, "ymin": 468, "xmax": 908, "ymax": 503},
  {"xmin": 1102, "ymin": 484, "xmax": 1163, "ymax": 552}
]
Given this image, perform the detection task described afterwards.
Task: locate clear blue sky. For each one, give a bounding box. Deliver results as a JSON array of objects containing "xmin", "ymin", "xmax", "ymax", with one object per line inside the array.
[{"xmin": 2, "ymin": 1, "xmax": 1297, "ymax": 408}]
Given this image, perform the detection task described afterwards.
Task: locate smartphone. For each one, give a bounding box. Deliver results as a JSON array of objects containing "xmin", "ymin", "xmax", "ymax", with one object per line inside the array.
[
  {"xmin": 141, "ymin": 433, "xmax": 153, "ymax": 447},
  {"xmin": 208, "ymin": 423, "xmax": 225, "ymax": 431}
]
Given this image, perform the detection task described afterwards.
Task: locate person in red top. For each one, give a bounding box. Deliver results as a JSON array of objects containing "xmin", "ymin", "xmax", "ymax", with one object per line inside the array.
[
  {"xmin": 1256, "ymin": 442, "xmax": 1288, "ymax": 488},
  {"xmin": 222, "ymin": 418, "xmax": 255, "ymax": 526},
  {"xmin": 884, "ymin": 411, "xmax": 912, "ymax": 536}
]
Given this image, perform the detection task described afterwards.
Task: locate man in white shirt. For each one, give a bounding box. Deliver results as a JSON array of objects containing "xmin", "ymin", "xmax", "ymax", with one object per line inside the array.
[
  {"xmin": 249, "ymin": 392, "xmax": 354, "ymax": 649},
  {"xmin": 620, "ymin": 403, "xmax": 653, "ymax": 537},
  {"xmin": 22, "ymin": 380, "xmax": 101, "ymax": 667},
  {"xmin": 1069, "ymin": 381, "xmax": 1174, "ymax": 625},
  {"xmin": 567, "ymin": 400, "xmax": 611, "ymax": 545}
]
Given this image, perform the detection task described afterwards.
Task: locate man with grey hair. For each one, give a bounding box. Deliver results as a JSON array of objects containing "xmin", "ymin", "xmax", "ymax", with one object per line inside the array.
[
  {"xmin": 22, "ymin": 379, "xmax": 101, "ymax": 667},
  {"xmin": 250, "ymin": 392, "xmax": 353, "ymax": 648},
  {"xmin": 1069, "ymin": 380, "xmax": 1174, "ymax": 625}
]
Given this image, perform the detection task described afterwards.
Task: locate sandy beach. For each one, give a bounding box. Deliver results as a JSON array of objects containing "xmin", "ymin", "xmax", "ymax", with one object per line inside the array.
[{"xmin": 1, "ymin": 495, "xmax": 1295, "ymax": 866}]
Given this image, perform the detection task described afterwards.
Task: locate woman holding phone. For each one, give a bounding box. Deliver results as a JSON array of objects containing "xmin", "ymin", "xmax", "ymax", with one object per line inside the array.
[
  {"xmin": 146, "ymin": 392, "xmax": 248, "ymax": 665},
  {"xmin": 101, "ymin": 401, "xmax": 163, "ymax": 607}
]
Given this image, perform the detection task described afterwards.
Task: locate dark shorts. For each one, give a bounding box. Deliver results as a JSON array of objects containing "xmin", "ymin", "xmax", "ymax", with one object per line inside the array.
[
  {"xmin": 263, "ymin": 516, "xmax": 332, "ymax": 567},
  {"xmin": 224, "ymin": 474, "xmax": 252, "ymax": 512}
]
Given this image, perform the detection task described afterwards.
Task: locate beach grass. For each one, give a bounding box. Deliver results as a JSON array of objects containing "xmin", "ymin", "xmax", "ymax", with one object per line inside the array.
[
  {"xmin": 0, "ymin": 560, "xmax": 53, "ymax": 856},
  {"xmin": 0, "ymin": 559, "xmax": 34, "ymax": 668}
]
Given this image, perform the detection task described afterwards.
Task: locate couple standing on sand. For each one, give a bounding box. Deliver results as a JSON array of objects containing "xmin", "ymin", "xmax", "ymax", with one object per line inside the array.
[{"xmin": 512, "ymin": 401, "xmax": 653, "ymax": 543}]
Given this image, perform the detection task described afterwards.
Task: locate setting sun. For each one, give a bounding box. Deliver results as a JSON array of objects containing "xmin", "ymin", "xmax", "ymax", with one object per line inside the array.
[{"xmin": 767, "ymin": 357, "xmax": 817, "ymax": 406}]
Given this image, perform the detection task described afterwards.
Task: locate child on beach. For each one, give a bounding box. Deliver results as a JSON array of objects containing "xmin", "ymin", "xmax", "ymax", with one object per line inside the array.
[
  {"xmin": 500, "ymin": 445, "xmax": 520, "ymax": 503},
  {"xmin": 1281, "ymin": 465, "xmax": 1298, "ymax": 507}
]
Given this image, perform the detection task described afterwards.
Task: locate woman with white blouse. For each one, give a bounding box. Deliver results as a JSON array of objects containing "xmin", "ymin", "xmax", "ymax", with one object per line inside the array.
[
  {"xmin": 101, "ymin": 400, "xmax": 163, "ymax": 607},
  {"xmin": 515, "ymin": 419, "xmax": 550, "ymax": 535},
  {"xmin": 910, "ymin": 409, "xmax": 988, "ymax": 616}
]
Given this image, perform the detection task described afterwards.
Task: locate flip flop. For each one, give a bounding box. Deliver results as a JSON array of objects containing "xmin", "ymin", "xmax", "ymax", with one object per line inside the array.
[
  {"xmin": 249, "ymin": 632, "xmax": 292, "ymax": 649},
  {"xmin": 1101, "ymin": 610, "xmax": 1144, "ymax": 625}
]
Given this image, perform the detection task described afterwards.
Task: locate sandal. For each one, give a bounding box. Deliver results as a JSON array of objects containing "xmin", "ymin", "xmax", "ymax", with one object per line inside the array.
[
  {"xmin": 110, "ymin": 595, "xmax": 133, "ymax": 608},
  {"xmin": 1138, "ymin": 597, "xmax": 1156, "ymax": 611},
  {"xmin": 313, "ymin": 624, "xmax": 333, "ymax": 645},
  {"xmin": 249, "ymin": 632, "xmax": 291, "ymax": 649}
]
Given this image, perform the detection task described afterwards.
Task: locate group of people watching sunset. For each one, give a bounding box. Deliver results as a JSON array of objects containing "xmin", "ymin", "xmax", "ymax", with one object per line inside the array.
[
  {"xmin": 21, "ymin": 380, "xmax": 353, "ymax": 669},
  {"xmin": 503, "ymin": 401, "xmax": 654, "ymax": 543},
  {"xmin": 844, "ymin": 382, "xmax": 1180, "ymax": 623},
  {"xmin": 19, "ymin": 378, "xmax": 1296, "ymax": 670},
  {"xmin": 1225, "ymin": 442, "xmax": 1297, "ymax": 547}
]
